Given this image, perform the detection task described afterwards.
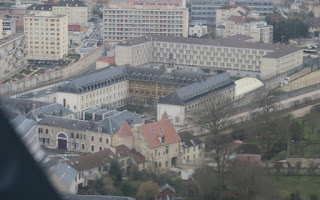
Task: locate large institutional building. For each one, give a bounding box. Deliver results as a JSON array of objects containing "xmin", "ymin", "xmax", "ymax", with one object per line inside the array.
[
  {"xmin": 157, "ymin": 73, "xmax": 235, "ymax": 126},
  {"xmin": 102, "ymin": 5, "xmax": 189, "ymax": 42},
  {"xmin": 24, "ymin": 14, "xmax": 68, "ymax": 60},
  {"xmin": 115, "ymin": 35, "xmax": 303, "ymax": 80}
]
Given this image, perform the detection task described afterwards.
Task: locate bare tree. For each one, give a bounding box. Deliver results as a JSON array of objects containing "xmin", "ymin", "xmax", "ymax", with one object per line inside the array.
[
  {"xmin": 194, "ymin": 97, "xmax": 233, "ymax": 135},
  {"xmin": 308, "ymin": 161, "xmax": 320, "ymax": 176}
]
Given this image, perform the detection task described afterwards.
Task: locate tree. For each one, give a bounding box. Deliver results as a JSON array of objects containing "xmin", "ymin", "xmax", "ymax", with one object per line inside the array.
[
  {"xmin": 230, "ymin": 161, "xmax": 277, "ymax": 200},
  {"xmin": 309, "ymin": 194, "xmax": 319, "ymax": 200},
  {"xmin": 119, "ymin": 180, "xmax": 138, "ymax": 197},
  {"xmin": 308, "ymin": 11, "xmax": 315, "ymax": 18},
  {"xmin": 290, "ymin": 190, "xmax": 302, "ymax": 200},
  {"xmin": 136, "ymin": 181, "xmax": 160, "ymax": 200},
  {"xmin": 109, "ymin": 159, "xmax": 122, "ymax": 185},
  {"xmin": 94, "ymin": 175, "xmax": 116, "ymax": 195},
  {"xmin": 128, "ymin": 164, "xmax": 140, "ymax": 181},
  {"xmin": 194, "ymin": 97, "xmax": 233, "ymax": 136},
  {"xmin": 308, "ymin": 161, "xmax": 320, "ymax": 176}
]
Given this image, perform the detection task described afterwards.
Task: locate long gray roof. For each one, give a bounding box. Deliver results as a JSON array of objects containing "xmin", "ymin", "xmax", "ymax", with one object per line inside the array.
[
  {"xmin": 58, "ymin": 66, "xmax": 212, "ymax": 93},
  {"xmin": 53, "ymin": 162, "xmax": 78, "ymax": 188},
  {"xmin": 27, "ymin": 4, "xmax": 53, "ymax": 10},
  {"xmin": 58, "ymin": 66, "xmax": 127, "ymax": 93},
  {"xmin": 118, "ymin": 35, "xmax": 302, "ymax": 59},
  {"xmin": 158, "ymin": 73, "xmax": 234, "ymax": 105},
  {"xmin": 38, "ymin": 109, "xmax": 143, "ymax": 135},
  {"xmin": 3, "ymin": 98, "xmax": 51, "ymax": 114}
]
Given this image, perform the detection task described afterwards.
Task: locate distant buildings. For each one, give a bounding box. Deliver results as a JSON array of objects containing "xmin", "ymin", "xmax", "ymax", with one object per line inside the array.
[
  {"xmin": 157, "ymin": 73, "xmax": 235, "ymax": 126},
  {"xmin": 186, "ymin": 0, "xmax": 273, "ymax": 25},
  {"xmin": 188, "ymin": 25, "xmax": 207, "ymax": 37},
  {"xmin": 115, "ymin": 35, "xmax": 303, "ymax": 80},
  {"xmin": 0, "ymin": 33, "xmax": 27, "ymax": 79},
  {"xmin": 24, "ymin": 14, "xmax": 68, "ymax": 60},
  {"xmin": 27, "ymin": 1, "xmax": 90, "ymax": 25},
  {"xmin": 53, "ymin": 0, "xmax": 89, "ymax": 24},
  {"xmin": 102, "ymin": 5, "xmax": 189, "ymax": 43},
  {"xmin": 215, "ymin": 5, "xmax": 273, "ymax": 43},
  {"xmin": 2, "ymin": 17, "xmax": 16, "ymax": 36}
]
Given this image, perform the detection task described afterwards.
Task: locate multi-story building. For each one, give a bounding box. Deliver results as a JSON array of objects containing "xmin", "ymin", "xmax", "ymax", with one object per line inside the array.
[
  {"xmin": 217, "ymin": 16, "xmax": 273, "ymax": 43},
  {"xmin": 126, "ymin": 0, "xmax": 185, "ymax": 8},
  {"xmin": 113, "ymin": 113, "xmax": 181, "ymax": 168},
  {"xmin": 187, "ymin": 0, "xmax": 273, "ymax": 25},
  {"xmin": 2, "ymin": 17, "xmax": 16, "ymax": 36},
  {"xmin": 188, "ymin": 25, "xmax": 207, "ymax": 37},
  {"xmin": 115, "ymin": 35, "xmax": 303, "ymax": 80},
  {"xmin": 24, "ymin": 14, "xmax": 68, "ymax": 60},
  {"xmin": 56, "ymin": 66, "xmax": 130, "ymax": 116},
  {"xmin": 0, "ymin": 33, "xmax": 27, "ymax": 80},
  {"xmin": 126, "ymin": 66, "xmax": 212, "ymax": 106},
  {"xmin": 52, "ymin": 0, "xmax": 89, "ymax": 25},
  {"xmin": 157, "ymin": 73, "xmax": 236, "ymax": 126},
  {"xmin": 37, "ymin": 109, "xmax": 143, "ymax": 152},
  {"xmin": 178, "ymin": 130, "xmax": 205, "ymax": 165},
  {"xmin": 102, "ymin": 5, "xmax": 189, "ymax": 43}
]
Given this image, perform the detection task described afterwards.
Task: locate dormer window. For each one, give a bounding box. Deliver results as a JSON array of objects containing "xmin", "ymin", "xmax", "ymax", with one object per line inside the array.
[
  {"xmin": 161, "ymin": 136, "xmax": 165, "ymax": 144},
  {"xmin": 152, "ymin": 130, "xmax": 155, "ymax": 134},
  {"xmin": 160, "ymin": 128, "xmax": 163, "ymax": 133}
]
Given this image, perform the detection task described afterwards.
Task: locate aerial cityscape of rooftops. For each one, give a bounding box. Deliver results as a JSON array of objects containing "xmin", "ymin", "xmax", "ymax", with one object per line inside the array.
[{"xmin": 3, "ymin": 0, "xmax": 320, "ymax": 199}]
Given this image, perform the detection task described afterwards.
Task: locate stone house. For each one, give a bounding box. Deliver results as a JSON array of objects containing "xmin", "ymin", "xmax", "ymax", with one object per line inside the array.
[{"xmin": 113, "ymin": 113, "xmax": 181, "ymax": 169}]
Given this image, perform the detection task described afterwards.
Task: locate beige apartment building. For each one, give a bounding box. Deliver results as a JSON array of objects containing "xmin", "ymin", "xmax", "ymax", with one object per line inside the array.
[
  {"xmin": 24, "ymin": 14, "xmax": 68, "ymax": 60},
  {"xmin": 53, "ymin": 0, "xmax": 89, "ymax": 24},
  {"xmin": 102, "ymin": 5, "xmax": 189, "ymax": 42},
  {"xmin": 218, "ymin": 16, "xmax": 273, "ymax": 43},
  {"xmin": 115, "ymin": 35, "xmax": 303, "ymax": 80},
  {"xmin": 0, "ymin": 33, "xmax": 27, "ymax": 80}
]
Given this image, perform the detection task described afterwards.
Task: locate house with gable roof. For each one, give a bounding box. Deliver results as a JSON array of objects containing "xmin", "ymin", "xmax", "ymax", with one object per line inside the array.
[{"xmin": 113, "ymin": 113, "xmax": 181, "ymax": 169}]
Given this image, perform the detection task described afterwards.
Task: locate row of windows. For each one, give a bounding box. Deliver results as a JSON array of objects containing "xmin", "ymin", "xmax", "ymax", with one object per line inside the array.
[{"xmin": 183, "ymin": 144, "xmax": 203, "ymax": 154}]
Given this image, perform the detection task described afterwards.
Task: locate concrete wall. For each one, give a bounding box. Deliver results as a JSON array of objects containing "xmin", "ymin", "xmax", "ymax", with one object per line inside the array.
[{"xmin": 0, "ymin": 44, "xmax": 106, "ymax": 96}]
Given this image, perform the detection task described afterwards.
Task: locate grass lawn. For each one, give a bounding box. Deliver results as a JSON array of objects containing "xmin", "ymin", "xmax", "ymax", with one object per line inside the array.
[{"xmin": 270, "ymin": 176, "xmax": 320, "ymax": 199}]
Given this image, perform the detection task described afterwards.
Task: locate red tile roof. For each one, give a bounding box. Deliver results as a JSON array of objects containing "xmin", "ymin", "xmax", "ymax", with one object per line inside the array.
[
  {"xmin": 68, "ymin": 25, "xmax": 81, "ymax": 32},
  {"xmin": 140, "ymin": 119, "xmax": 180, "ymax": 148},
  {"xmin": 117, "ymin": 121, "xmax": 133, "ymax": 137},
  {"xmin": 160, "ymin": 111, "xmax": 169, "ymax": 121},
  {"xmin": 116, "ymin": 145, "xmax": 147, "ymax": 164},
  {"xmin": 98, "ymin": 56, "xmax": 115, "ymax": 63}
]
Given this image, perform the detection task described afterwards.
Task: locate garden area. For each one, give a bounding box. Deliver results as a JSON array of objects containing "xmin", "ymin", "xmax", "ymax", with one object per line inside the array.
[{"xmin": 79, "ymin": 160, "xmax": 199, "ymax": 200}]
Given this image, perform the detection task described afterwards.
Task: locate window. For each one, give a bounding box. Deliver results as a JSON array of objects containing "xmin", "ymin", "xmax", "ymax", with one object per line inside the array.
[
  {"xmin": 106, "ymin": 138, "xmax": 109, "ymax": 144},
  {"xmin": 91, "ymin": 145, "xmax": 94, "ymax": 152},
  {"xmin": 76, "ymin": 134, "xmax": 79, "ymax": 139},
  {"xmin": 71, "ymin": 133, "xmax": 74, "ymax": 138},
  {"xmin": 161, "ymin": 136, "xmax": 165, "ymax": 143},
  {"xmin": 45, "ymin": 129, "xmax": 48, "ymax": 134},
  {"xmin": 175, "ymin": 116, "xmax": 180, "ymax": 123},
  {"xmin": 99, "ymin": 147, "xmax": 102, "ymax": 151},
  {"xmin": 51, "ymin": 130, "xmax": 54, "ymax": 135},
  {"xmin": 165, "ymin": 161, "xmax": 169, "ymax": 167},
  {"xmin": 83, "ymin": 135, "xmax": 86, "ymax": 140},
  {"xmin": 82, "ymin": 144, "xmax": 85, "ymax": 150},
  {"xmin": 99, "ymin": 137, "xmax": 102, "ymax": 143},
  {"xmin": 74, "ymin": 143, "xmax": 79, "ymax": 149},
  {"xmin": 91, "ymin": 136, "xmax": 94, "ymax": 141},
  {"xmin": 166, "ymin": 146, "xmax": 169, "ymax": 154},
  {"xmin": 198, "ymin": 144, "xmax": 202, "ymax": 150},
  {"xmin": 38, "ymin": 128, "xmax": 43, "ymax": 134}
]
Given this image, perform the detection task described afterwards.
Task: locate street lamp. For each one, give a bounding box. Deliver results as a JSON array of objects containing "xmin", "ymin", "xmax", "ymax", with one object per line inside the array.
[{"xmin": 282, "ymin": 36, "xmax": 284, "ymax": 44}]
